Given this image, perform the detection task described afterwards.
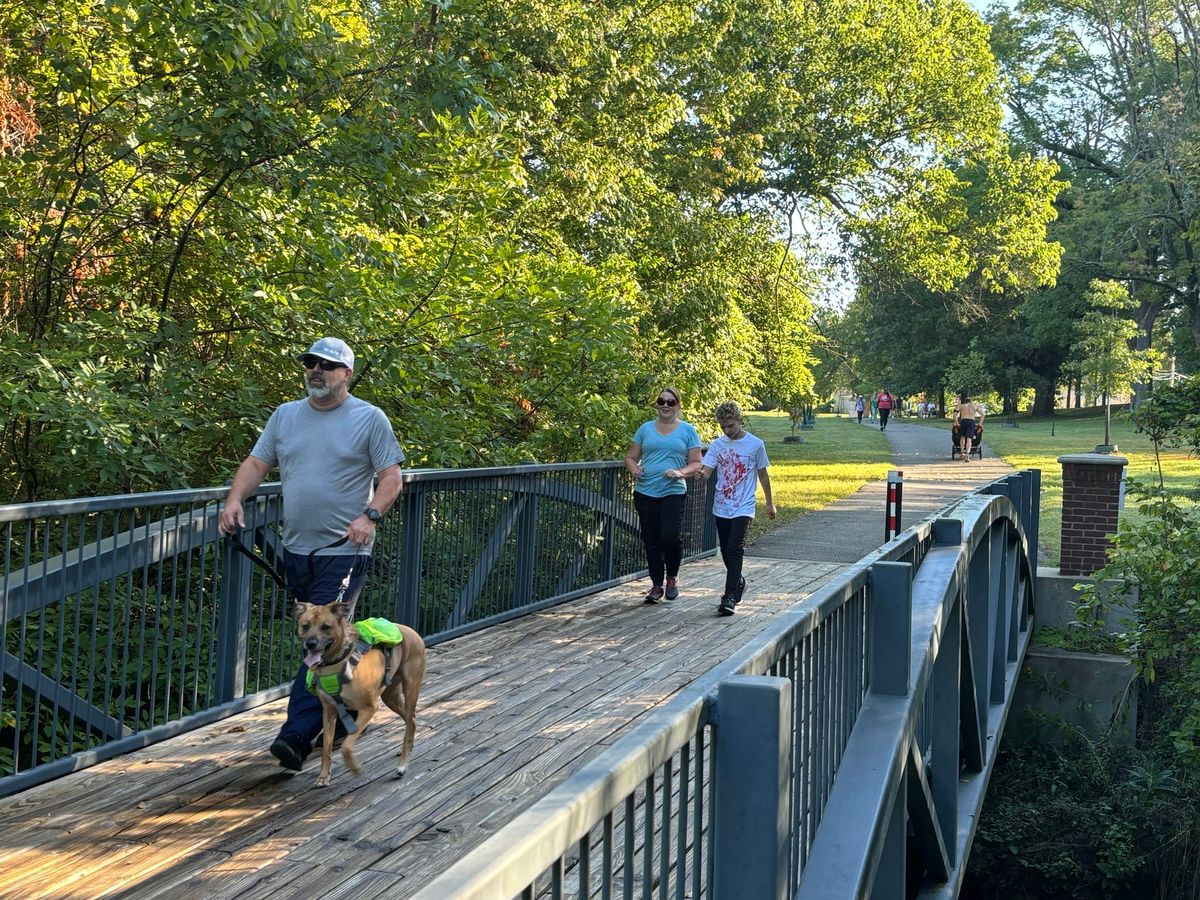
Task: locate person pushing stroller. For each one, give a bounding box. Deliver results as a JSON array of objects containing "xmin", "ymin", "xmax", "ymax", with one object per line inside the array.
[{"xmin": 953, "ymin": 393, "xmax": 985, "ymax": 461}]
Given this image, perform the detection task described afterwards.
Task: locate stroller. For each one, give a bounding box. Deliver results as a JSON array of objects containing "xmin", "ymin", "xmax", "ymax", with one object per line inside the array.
[{"xmin": 951, "ymin": 422, "xmax": 984, "ymax": 460}]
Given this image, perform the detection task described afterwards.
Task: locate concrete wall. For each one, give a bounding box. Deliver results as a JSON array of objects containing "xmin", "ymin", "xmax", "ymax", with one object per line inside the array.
[
  {"xmin": 1035, "ymin": 567, "xmax": 1137, "ymax": 634},
  {"xmin": 1008, "ymin": 569, "xmax": 1140, "ymax": 745},
  {"xmin": 1010, "ymin": 647, "xmax": 1138, "ymax": 746}
]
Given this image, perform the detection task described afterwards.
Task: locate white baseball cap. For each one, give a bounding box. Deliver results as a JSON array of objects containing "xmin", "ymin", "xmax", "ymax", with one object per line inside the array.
[{"xmin": 297, "ymin": 337, "xmax": 354, "ymax": 368}]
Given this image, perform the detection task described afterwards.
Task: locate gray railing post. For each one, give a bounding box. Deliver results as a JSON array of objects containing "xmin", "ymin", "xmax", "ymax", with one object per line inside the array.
[
  {"xmin": 215, "ymin": 505, "xmax": 254, "ymax": 704},
  {"xmin": 713, "ymin": 675, "xmax": 793, "ymax": 900},
  {"xmin": 702, "ymin": 474, "xmax": 718, "ymax": 552},
  {"xmin": 513, "ymin": 464, "xmax": 539, "ymax": 608},
  {"xmin": 599, "ymin": 468, "xmax": 617, "ymax": 582},
  {"xmin": 1027, "ymin": 468, "xmax": 1041, "ymax": 580},
  {"xmin": 869, "ymin": 561, "xmax": 913, "ymax": 696},
  {"xmin": 396, "ymin": 483, "xmax": 426, "ymax": 626}
]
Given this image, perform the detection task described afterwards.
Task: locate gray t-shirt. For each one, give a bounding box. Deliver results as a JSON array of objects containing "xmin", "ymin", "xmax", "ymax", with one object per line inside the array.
[{"xmin": 250, "ymin": 395, "xmax": 405, "ymax": 555}]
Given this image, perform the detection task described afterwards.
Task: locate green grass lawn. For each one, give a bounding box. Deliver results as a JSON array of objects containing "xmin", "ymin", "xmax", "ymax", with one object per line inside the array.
[
  {"xmin": 923, "ymin": 407, "xmax": 1200, "ymax": 565},
  {"xmin": 743, "ymin": 411, "xmax": 893, "ymax": 542}
]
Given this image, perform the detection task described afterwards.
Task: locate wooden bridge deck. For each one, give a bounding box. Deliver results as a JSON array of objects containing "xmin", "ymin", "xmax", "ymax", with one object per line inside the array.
[{"xmin": 0, "ymin": 555, "xmax": 842, "ymax": 899}]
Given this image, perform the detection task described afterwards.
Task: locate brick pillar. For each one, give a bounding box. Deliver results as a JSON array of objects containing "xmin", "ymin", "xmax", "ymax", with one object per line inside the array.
[{"xmin": 1058, "ymin": 454, "xmax": 1127, "ymax": 576}]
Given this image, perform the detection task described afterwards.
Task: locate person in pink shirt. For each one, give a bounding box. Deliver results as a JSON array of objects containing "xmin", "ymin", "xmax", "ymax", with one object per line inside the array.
[{"xmin": 875, "ymin": 389, "xmax": 894, "ymax": 431}]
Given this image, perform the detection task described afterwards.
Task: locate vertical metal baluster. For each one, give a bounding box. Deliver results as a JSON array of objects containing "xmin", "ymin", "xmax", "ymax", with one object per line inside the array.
[
  {"xmin": 659, "ymin": 757, "xmax": 672, "ymax": 900},
  {"xmin": 822, "ymin": 616, "xmax": 833, "ymax": 810},
  {"xmin": 147, "ymin": 508, "xmax": 166, "ymax": 726},
  {"xmin": 437, "ymin": 484, "xmax": 448, "ymax": 627},
  {"xmin": 51, "ymin": 515, "xmax": 71, "ymax": 762},
  {"xmin": 603, "ymin": 809, "xmax": 614, "ymax": 900},
  {"xmin": 133, "ymin": 506, "xmax": 151, "ymax": 730},
  {"xmin": 692, "ymin": 731, "xmax": 704, "ymax": 900},
  {"xmin": 551, "ymin": 856, "xmax": 564, "ymax": 899},
  {"xmin": 789, "ymin": 644, "xmax": 801, "ymax": 887},
  {"xmin": 101, "ymin": 512, "xmax": 121, "ymax": 731},
  {"xmin": 31, "ymin": 517, "xmax": 50, "ymax": 763},
  {"xmin": 85, "ymin": 513, "xmax": 105, "ymax": 750},
  {"xmin": 162, "ymin": 506, "xmax": 180, "ymax": 720},
  {"xmin": 579, "ymin": 831, "xmax": 591, "ymax": 900},
  {"xmin": 705, "ymin": 728, "xmax": 717, "ymax": 896},
  {"xmin": 13, "ymin": 519, "xmax": 33, "ymax": 773},
  {"xmin": 66, "ymin": 514, "xmax": 87, "ymax": 750},
  {"xmin": 624, "ymin": 794, "xmax": 635, "ymax": 899},
  {"xmin": 840, "ymin": 603, "xmax": 851, "ymax": 766},
  {"xmin": 194, "ymin": 510, "xmax": 212, "ymax": 708},
  {"xmin": 802, "ymin": 631, "xmax": 813, "ymax": 866},
  {"xmin": 177, "ymin": 505, "xmax": 194, "ymax": 718},
  {"xmin": 676, "ymin": 742, "xmax": 690, "ymax": 900},
  {"xmin": 643, "ymin": 773, "xmax": 655, "ymax": 899},
  {"xmin": 0, "ymin": 521, "xmax": 11, "ymax": 764}
]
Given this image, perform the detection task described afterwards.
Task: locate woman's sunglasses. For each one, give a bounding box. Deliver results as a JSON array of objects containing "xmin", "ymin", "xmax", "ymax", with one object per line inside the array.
[
  {"xmin": 301, "ymin": 356, "xmax": 347, "ymax": 371},
  {"xmin": 656, "ymin": 397, "xmax": 677, "ymax": 407}
]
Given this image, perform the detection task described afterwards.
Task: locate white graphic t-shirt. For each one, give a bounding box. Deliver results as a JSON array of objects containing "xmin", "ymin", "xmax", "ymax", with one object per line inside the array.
[{"xmin": 702, "ymin": 433, "xmax": 769, "ymax": 519}]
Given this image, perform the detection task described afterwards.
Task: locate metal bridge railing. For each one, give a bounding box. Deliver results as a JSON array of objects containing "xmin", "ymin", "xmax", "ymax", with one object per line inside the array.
[
  {"xmin": 0, "ymin": 462, "xmax": 716, "ymax": 796},
  {"xmin": 410, "ymin": 470, "xmax": 1039, "ymax": 900}
]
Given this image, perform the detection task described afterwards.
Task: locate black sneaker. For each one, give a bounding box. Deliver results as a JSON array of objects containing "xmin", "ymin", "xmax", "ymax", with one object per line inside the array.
[
  {"xmin": 717, "ymin": 596, "xmax": 736, "ymax": 616},
  {"xmin": 270, "ymin": 735, "xmax": 307, "ymax": 772},
  {"xmin": 643, "ymin": 585, "xmax": 665, "ymax": 605},
  {"xmin": 733, "ymin": 577, "xmax": 746, "ymax": 604}
]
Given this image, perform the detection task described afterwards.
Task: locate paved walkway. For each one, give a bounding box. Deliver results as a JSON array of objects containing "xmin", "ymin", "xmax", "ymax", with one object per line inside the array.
[{"xmin": 748, "ymin": 417, "xmax": 1014, "ymax": 563}]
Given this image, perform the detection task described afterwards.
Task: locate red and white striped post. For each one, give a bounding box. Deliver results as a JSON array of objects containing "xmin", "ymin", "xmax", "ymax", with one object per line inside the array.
[{"xmin": 884, "ymin": 469, "xmax": 904, "ymax": 542}]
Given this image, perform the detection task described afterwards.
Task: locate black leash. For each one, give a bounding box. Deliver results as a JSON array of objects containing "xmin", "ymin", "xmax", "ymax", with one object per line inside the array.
[{"xmin": 225, "ymin": 533, "xmax": 362, "ymax": 599}]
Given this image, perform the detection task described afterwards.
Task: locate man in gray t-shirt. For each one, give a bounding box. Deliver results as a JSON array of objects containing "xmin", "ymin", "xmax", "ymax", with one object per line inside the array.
[{"xmin": 218, "ymin": 336, "xmax": 405, "ymax": 772}]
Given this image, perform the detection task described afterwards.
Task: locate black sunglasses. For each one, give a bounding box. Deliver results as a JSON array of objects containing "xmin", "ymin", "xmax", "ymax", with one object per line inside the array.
[
  {"xmin": 301, "ymin": 356, "xmax": 347, "ymax": 371},
  {"xmin": 656, "ymin": 397, "xmax": 677, "ymax": 407}
]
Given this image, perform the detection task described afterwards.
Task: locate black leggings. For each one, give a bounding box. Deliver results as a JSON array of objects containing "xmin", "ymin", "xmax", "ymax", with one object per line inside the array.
[
  {"xmin": 634, "ymin": 492, "xmax": 686, "ymax": 586},
  {"xmin": 715, "ymin": 515, "xmax": 751, "ymax": 598},
  {"xmin": 856, "ymin": 411, "xmax": 864, "ymax": 424},
  {"xmin": 879, "ymin": 408, "xmax": 890, "ymax": 429}
]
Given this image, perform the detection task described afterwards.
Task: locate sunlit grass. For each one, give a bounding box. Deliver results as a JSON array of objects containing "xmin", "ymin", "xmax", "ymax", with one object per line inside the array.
[
  {"xmin": 743, "ymin": 411, "xmax": 893, "ymax": 542},
  {"xmin": 924, "ymin": 408, "xmax": 1200, "ymax": 565}
]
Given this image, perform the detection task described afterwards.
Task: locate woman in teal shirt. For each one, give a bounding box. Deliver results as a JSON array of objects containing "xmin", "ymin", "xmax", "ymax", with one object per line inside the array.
[{"xmin": 624, "ymin": 386, "xmax": 703, "ymax": 604}]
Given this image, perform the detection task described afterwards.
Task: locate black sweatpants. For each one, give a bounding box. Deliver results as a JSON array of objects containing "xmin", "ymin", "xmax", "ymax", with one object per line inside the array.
[
  {"xmin": 634, "ymin": 492, "xmax": 686, "ymax": 586},
  {"xmin": 715, "ymin": 515, "xmax": 752, "ymax": 599}
]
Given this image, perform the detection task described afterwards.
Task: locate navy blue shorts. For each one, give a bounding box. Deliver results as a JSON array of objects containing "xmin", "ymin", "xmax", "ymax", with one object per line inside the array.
[{"xmin": 959, "ymin": 419, "xmax": 976, "ymax": 439}]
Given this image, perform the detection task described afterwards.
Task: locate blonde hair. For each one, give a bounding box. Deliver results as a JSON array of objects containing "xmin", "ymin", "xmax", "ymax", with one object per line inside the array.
[
  {"xmin": 715, "ymin": 401, "xmax": 743, "ymax": 423},
  {"xmin": 657, "ymin": 386, "xmax": 682, "ymax": 406}
]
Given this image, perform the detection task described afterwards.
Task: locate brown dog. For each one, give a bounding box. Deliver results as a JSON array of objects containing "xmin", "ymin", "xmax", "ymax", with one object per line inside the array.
[{"xmin": 293, "ymin": 601, "xmax": 426, "ymax": 787}]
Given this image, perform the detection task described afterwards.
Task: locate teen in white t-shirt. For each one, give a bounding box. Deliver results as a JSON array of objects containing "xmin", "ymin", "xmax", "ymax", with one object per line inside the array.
[{"xmin": 701, "ymin": 402, "xmax": 776, "ymax": 615}]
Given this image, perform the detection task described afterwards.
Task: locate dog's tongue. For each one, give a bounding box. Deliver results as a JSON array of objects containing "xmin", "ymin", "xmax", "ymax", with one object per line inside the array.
[{"xmin": 304, "ymin": 650, "xmax": 324, "ymax": 669}]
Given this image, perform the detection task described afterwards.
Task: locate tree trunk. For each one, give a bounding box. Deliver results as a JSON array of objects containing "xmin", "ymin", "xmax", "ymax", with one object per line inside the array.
[
  {"xmin": 1033, "ymin": 383, "xmax": 1056, "ymax": 416},
  {"xmin": 1131, "ymin": 298, "xmax": 1158, "ymax": 410}
]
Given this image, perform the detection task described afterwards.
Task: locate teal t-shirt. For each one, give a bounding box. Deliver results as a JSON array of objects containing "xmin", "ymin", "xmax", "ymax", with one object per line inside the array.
[{"xmin": 632, "ymin": 420, "xmax": 702, "ymax": 497}]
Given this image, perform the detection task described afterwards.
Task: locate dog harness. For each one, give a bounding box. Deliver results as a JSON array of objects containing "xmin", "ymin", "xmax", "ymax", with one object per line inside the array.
[{"xmin": 306, "ymin": 618, "xmax": 404, "ymax": 735}]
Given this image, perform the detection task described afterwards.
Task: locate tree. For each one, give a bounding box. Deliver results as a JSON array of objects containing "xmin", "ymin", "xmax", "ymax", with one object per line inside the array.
[
  {"xmin": 989, "ymin": 0, "xmax": 1200, "ymax": 359},
  {"xmin": 1068, "ymin": 280, "xmax": 1162, "ymax": 449}
]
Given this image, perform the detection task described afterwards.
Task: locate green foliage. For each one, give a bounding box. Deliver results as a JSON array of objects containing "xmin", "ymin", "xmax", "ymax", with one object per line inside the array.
[
  {"xmin": 965, "ymin": 739, "xmax": 1192, "ymax": 899},
  {"xmin": 0, "ymin": 0, "xmax": 1066, "ymax": 501},
  {"xmin": 944, "ymin": 349, "xmax": 993, "ymax": 398},
  {"xmin": 989, "ymin": 0, "xmax": 1200, "ymax": 368},
  {"xmin": 1068, "ymin": 281, "xmax": 1160, "ymax": 406}
]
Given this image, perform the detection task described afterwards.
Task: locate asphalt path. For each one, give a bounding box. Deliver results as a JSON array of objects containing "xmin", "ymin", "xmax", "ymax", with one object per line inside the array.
[{"xmin": 747, "ymin": 417, "xmax": 1015, "ymax": 563}]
